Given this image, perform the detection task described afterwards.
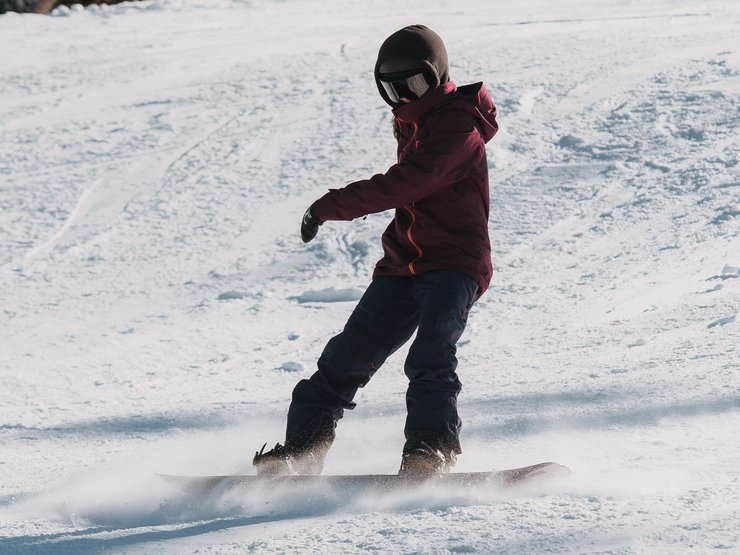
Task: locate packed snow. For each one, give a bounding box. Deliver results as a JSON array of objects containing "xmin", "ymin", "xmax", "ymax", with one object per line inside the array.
[{"xmin": 1, "ymin": 0, "xmax": 738, "ymax": 553}]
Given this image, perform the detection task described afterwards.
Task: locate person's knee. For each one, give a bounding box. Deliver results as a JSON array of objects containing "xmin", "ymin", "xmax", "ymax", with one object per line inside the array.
[{"xmin": 404, "ymin": 338, "xmax": 459, "ymax": 383}]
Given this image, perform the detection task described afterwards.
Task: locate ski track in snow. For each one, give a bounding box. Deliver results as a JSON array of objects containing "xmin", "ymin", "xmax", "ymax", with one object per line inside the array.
[{"xmin": 1, "ymin": 0, "xmax": 739, "ymax": 553}]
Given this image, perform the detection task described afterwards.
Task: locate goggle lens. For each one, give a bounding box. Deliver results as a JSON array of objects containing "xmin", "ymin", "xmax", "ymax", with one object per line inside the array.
[{"xmin": 380, "ymin": 72, "xmax": 430, "ymax": 103}]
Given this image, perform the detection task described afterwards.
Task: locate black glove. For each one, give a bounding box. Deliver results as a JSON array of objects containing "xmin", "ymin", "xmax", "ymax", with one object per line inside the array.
[{"xmin": 300, "ymin": 206, "xmax": 324, "ymax": 243}]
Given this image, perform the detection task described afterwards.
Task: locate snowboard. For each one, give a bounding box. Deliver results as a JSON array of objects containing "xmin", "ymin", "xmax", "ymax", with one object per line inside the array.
[{"xmin": 158, "ymin": 461, "xmax": 570, "ymax": 495}]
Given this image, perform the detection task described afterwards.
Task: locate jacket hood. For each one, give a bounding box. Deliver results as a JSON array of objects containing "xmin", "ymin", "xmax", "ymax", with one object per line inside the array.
[
  {"xmin": 375, "ymin": 25, "xmax": 449, "ymax": 108},
  {"xmin": 394, "ymin": 81, "xmax": 499, "ymax": 144},
  {"xmin": 456, "ymin": 82, "xmax": 498, "ymax": 143}
]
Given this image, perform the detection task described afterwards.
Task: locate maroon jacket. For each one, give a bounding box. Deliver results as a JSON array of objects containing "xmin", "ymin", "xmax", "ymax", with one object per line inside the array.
[{"xmin": 311, "ymin": 81, "xmax": 498, "ymax": 298}]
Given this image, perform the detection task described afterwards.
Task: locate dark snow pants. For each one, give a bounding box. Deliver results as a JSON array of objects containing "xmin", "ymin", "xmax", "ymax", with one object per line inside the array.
[{"xmin": 286, "ymin": 269, "xmax": 478, "ymax": 455}]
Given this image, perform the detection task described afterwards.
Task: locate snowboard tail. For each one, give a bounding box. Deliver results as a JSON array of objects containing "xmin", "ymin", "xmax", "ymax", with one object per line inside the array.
[{"xmin": 158, "ymin": 462, "xmax": 570, "ymax": 494}]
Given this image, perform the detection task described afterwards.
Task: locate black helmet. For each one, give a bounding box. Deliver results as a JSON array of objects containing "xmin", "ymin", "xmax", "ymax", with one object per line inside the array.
[{"xmin": 375, "ymin": 25, "xmax": 450, "ymax": 108}]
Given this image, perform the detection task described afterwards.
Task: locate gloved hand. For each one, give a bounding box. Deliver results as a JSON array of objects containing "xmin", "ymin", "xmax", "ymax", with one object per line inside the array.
[{"xmin": 300, "ymin": 206, "xmax": 324, "ymax": 243}]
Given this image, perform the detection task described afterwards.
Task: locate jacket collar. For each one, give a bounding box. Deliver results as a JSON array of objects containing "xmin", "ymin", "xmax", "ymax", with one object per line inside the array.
[{"xmin": 392, "ymin": 81, "xmax": 458, "ymax": 122}]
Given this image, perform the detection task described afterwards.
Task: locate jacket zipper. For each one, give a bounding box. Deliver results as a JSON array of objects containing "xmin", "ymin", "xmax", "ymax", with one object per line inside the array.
[
  {"xmin": 396, "ymin": 117, "xmax": 423, "ymax": 276},
  {"xmin": 396, "ymin": 117, "xmax": 419, "ymax": 160},
  {"xmin": 405, "ymin": 205, "xmax": 423, "ymax": 275}
]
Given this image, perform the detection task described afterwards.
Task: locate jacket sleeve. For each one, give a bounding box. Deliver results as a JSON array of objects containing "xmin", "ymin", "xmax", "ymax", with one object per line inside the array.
[{"xmin": 311, "ymin": 112, "xmax": 482, "ymax": 221}]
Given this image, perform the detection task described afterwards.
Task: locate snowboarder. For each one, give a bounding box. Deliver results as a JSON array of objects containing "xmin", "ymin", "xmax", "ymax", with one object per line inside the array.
[{"xmin": 254, "ymin": 24, "xmax": 498, "ymax": 476}]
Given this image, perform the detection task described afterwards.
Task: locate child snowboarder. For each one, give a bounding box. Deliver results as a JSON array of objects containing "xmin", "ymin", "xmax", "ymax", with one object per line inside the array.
[{"xmin": 254, "ymin": 24, "xmax": 498, "ymax": 476}]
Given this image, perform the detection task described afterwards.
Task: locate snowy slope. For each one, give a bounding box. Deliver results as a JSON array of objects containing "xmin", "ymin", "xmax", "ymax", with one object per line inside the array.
[{"xmin": 1, "ymin": 0, "xmax": 738, "ymax": 552}]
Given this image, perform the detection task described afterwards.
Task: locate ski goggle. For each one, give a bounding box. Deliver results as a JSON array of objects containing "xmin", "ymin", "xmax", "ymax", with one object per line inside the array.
[{"xmin": 379, "ymin": 71, "xmax": 431, "ymax": 104}]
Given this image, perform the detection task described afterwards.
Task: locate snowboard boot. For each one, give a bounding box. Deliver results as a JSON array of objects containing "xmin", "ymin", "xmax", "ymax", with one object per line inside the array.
[
  {"xmin": 398, "ymin": 440, "xmax": 457, "ymax": 476},
  {"xmin": 253, "ymin": 442, "xmax": 329, "ymax": 476},
  {"xmin": 253, "ymin": 417, "xmax": 336, "ymax": 476}
]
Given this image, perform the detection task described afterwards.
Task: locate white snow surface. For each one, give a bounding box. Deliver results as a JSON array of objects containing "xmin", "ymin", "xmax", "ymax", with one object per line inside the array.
[{"xmin": 1, "ymin": 0, "xmax": 739, "ymax": 553}]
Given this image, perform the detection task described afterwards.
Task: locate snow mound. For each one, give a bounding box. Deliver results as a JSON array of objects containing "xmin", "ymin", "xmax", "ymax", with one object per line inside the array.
[{"xmin": 290, "ymin": 287, "xmax": 364, "ymax": 304}]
